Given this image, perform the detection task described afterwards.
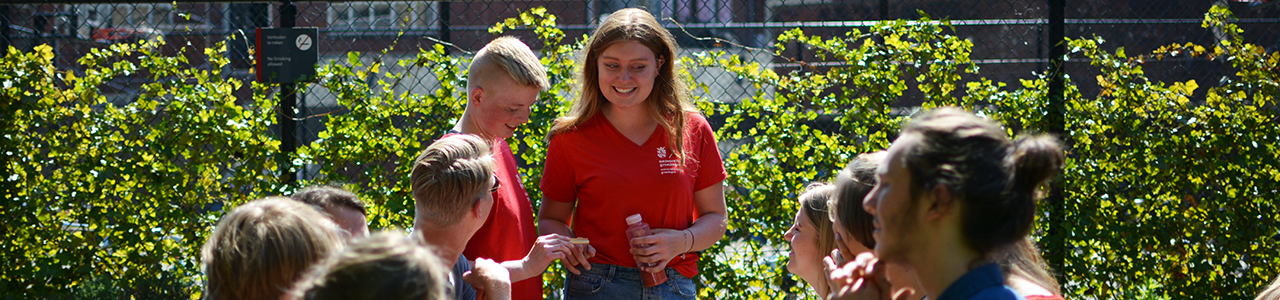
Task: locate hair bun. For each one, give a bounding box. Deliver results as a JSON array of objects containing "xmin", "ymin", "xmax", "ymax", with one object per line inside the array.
[{"xmin": 1009, "ymin": 135, "xmax": 1065, "ymax": 195}]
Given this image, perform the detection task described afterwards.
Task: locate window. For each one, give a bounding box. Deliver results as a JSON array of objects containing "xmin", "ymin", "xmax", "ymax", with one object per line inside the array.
[
  {"xmin": 666, "ymin": 0, "xmax": 734, "ymax": 23},
  {"xmin": 327, "ymin": 2, "xmax": 437, "ymax": 30}
]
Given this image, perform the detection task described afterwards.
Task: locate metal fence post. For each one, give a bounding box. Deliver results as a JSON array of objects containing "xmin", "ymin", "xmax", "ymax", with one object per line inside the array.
[
  {"xmin": 1047, "ymin": 0, "xmax": 1067, "ymax": 291},
  {"xmin": 1, "ymin": 6, "xmax": 9, "ymax": 51},
  {"xmin": 879, "ymin": 0, "xmax": 888, "ymax": 20},
  {"xmin": 440, "ymin": 1, "xmax": 451, "ymax": 55},
  {"xmin": 278, "ymin": 0, "xmax": 298, "ymax": 185}
]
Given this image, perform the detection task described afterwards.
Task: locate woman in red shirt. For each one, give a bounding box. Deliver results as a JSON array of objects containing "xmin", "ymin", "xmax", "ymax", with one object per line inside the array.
[{"xmin": 538, "ymin": 7, "xmax": 728, "ymax": 300}]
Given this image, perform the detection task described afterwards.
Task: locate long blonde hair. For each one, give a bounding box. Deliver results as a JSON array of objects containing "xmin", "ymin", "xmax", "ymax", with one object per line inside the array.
[
  {"xmin": 547, "ymin": 8, "xmax": 698, "ymax": 161},
  {"xmin": 798, "ymin": 183, "xmax": 838, "ymax": 295},
  {"xmin": 994, "ymin": 237, "xmax": 1062, "ymax": 295}
]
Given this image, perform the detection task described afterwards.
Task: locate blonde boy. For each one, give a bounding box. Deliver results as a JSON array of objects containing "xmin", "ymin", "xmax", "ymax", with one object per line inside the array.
[
  {"xmin": 411, "ymin": 134, "xmax": 510, "ymax": 300},
  {"xmin": 451, "ymin": 37, "xmax": 586, "ymax": 300}
]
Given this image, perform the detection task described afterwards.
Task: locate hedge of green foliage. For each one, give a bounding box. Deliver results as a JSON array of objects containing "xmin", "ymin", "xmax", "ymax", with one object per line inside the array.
[
  {"xmin": 1059, "ymin": 6, "xmax": 1279, "ymax": 298},
  {"xmin": 2, "ymin": 40, "xmax": 281, "ymax": 298},
  {"xmin": 2, "ymin": 5, "xmax": 1276, "ymax": 299}
]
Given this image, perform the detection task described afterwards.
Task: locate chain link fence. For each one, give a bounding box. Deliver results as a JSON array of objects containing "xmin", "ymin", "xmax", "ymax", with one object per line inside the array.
[
  {"xmin": 4, "ymin": 0, "xmax": 1277, "ymax": 185},
  {"xmin": 1067, "ymin": 0, "xmax": 1280, "ymax": 100},
  {"xmin": 4, "ymin": 2, "xmax": 1279, "ymax": 297}
]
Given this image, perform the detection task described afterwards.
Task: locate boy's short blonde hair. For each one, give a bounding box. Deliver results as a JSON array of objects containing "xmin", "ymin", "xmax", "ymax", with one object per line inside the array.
[
  {"xmin": 467, "ymin": 36, "xmax": 550, "ymax": 92},
  {"xmin": 202, "ymin": 197, "xmax": 344, "ymax": 300},
  {"xmin": 290, "ymin": 231, "xmax": 450, "ymax": 300},
  {"xmin": 410, "ymin": 134, "xmax": 496, "ymax": 227}
]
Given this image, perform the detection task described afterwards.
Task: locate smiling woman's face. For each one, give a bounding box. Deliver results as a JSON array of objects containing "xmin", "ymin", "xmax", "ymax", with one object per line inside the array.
[
  {"xmin": 784, "ymin": 204, "xmax": 823, "ymax": 280},
  {"xmin": 597, "ymin": 40, "xmax": 661, "ymax": 110}
]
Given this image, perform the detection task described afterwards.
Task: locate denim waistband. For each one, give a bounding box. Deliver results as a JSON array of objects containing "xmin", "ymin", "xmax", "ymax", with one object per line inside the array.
[{"xmin": 582, "ymin": 262, "xmax": 686, "ymax": 281}]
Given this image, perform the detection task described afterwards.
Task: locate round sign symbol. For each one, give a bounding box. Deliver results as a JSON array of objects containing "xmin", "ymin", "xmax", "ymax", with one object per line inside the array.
[{"xmin": 296, "ymin": 34, "xmax": 313, "ymax": 51}]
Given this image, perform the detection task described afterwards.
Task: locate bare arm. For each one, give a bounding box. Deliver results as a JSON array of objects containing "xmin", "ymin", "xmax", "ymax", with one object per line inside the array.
[
  {"xmin": 500, "ymin": 234, "xmax": 592, "ymax": 281},
  {"xmin": 536, "ymin": 198, "xmax": 594, "ymax": 274},
  {"xmin": 687, "ymin": 181, "xmax": 728, "ymax": 252},
  {"xmin": 537, "ymin": 199, "xmax": 576, "ymax": 237}
]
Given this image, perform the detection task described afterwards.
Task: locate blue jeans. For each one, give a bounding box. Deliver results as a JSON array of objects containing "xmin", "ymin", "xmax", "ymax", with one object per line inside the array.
[{"xmin": 563, "ymin": 262, "xmax": 697, "ymax": 300}]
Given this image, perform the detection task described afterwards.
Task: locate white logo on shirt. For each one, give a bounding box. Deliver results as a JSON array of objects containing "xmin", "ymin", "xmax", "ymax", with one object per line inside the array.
[{"xmin": 657, "ymin": 147, "xmax": 679, "ymax": 175}]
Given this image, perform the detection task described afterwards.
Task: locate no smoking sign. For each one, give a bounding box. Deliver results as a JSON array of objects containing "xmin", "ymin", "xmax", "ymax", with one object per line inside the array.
[
  {"xmin": 256, "ymin": 27, "xmax": 319, "ymax": 83},
  {"xmin": 296, "ymin": 34, "xmax": 312, "ymax": 51}
]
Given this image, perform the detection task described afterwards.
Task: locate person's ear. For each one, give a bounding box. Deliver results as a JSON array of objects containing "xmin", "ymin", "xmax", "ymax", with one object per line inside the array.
[
  {"xmin": 652, "ymin": 57, "xmax": 665, "ymax": 80},
  {"xmin": 471, "ymin": 195, "xmax": 493, "ymax": 221},
  {"xmin": 924, "ymin": 184, "xmax": 955, "ymax": 222},
  {"xmin": 469, "ymin": 86, "xmax": 485, "ymax": 105}
]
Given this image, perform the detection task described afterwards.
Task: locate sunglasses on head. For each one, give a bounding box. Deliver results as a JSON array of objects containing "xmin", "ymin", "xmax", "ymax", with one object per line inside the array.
[{"xmin": 489, "ymin": 174, "xmax": 501, "ymax": 193}]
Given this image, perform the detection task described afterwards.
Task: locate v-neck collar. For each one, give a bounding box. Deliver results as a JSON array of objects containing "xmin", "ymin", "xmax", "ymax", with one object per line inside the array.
[{"xmin": 597, "ymin": 113, "xmax": 660, "ymax": 148}]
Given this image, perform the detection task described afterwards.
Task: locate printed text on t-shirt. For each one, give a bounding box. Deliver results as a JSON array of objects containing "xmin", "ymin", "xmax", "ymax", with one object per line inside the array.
[{"xmin": 658, "ymin": 147, "xmax": 680, "ymax": 175}]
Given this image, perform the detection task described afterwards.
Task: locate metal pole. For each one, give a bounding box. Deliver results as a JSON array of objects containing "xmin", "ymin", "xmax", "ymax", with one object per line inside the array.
[
  {"xmin": 1046, "ymin": 0, "xmax": 1066, "ymax": 291},
  {"xmin": 278, "ymin": 0, "xmax": 298, "ymax": 185},
  {"xmin": 1, "ymin": 6, "xmax": 10, "ymax": 51},
  {"xmin": 440, "ymin": 1, "xmax": 451, "ymax": 55},
  {"xmin": 32, "ymin": 11, "xmax": 47, "ymax": 53},
  {"xmin": 588, "ymin": 0, "xmax": 596, "ymax": 25},
  {"xmin": 879, "ymin": 0, "xmax": 888, "ymax": 20}
]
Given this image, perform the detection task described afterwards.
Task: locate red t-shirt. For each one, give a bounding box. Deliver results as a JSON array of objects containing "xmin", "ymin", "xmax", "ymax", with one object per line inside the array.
[
  {"xmin": 540, "ymin": 113, "xmax": 727, "ymax": 279},
  {"xmin": 451, "ymin": 134, "xmax": 542, "ymax": 300}
]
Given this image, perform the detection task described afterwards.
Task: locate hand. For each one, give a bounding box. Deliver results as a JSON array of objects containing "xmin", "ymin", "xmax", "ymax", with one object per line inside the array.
[
  {"xmin": 824, "ymin": 249, "xmax": 847, "ymax": 292},
  {"xmin": 829, "ymin": 248, "xmax": 848, "ymax": 267},
  {"xmin": 825, "ymin": 252, "xmax": 897, "ymax": 300},
  {"xmin": 525, "ymin": 234, "xmax": 595, "ymax": 276},
  {"xmin": 463, "ymin": 258, "xmax": 511, "ymax": 300},
  {"xmin": 833, "ymin": 233, "xmax": 857, "ymax": 264},
  {"xmin": 523, "ymin": 234, "xmax": 570, "ymax": 272},
  {"xmin": 559, "ymin": 239, "xmax": 597, "ymax": 275},
  {"xmin": 628, "ymin": 228, "xmax": 690, "ymax": 273}
]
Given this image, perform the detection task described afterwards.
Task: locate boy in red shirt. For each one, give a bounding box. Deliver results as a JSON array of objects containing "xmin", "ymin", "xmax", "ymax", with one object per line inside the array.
[{"xmin": 450, "ymin": 36, "xmax": 593, "ymax": 299}]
